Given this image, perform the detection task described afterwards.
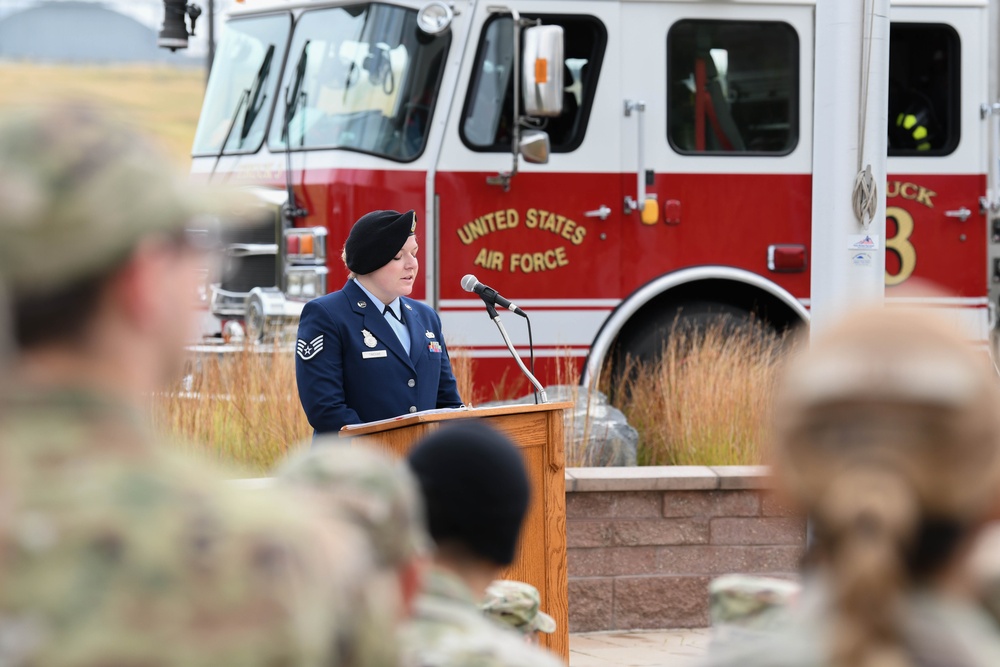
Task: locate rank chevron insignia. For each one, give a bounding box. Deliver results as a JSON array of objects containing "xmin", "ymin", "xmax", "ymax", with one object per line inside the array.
[{"xmin": 296, "ymin": 334, "xmax": 324, "ymax": 360}]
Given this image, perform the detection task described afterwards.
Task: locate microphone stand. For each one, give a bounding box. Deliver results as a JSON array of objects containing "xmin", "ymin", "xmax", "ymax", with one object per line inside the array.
[{"xmin": 486, "ymin": 303, "xmax": 548, "ymax": 404}]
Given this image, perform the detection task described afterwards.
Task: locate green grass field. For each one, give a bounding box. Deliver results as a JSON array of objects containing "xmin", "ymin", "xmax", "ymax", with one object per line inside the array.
[{"xmin": 0, "ymin": 62, "xmax": 205, "ymax": 164}]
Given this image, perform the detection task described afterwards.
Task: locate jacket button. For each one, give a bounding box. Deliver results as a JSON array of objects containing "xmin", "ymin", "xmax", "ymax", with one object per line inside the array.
[
  {"xmin": 409, "ymin": 406, "xmax": 417, "ymax": 413},
  {"xmin": 407, "ymin": 379, "xmax": 416, "ymax": 387}
]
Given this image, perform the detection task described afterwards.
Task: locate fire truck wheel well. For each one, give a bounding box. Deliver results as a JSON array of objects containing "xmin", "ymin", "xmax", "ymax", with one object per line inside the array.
[{"xmin": 604, "ymin": 279, "xmax": 805, "ymax": 383}]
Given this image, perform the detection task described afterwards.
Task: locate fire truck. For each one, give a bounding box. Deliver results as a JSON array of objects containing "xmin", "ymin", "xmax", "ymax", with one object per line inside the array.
[{"xmin": 191, "ymin": 0, "xmax": 1000, "ymax": 395}]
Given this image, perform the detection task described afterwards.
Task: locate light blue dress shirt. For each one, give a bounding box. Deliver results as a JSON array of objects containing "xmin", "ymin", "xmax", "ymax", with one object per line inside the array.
[{"xmin": 353, "ymin": 278, "xmax": 411, "ymax": 353}]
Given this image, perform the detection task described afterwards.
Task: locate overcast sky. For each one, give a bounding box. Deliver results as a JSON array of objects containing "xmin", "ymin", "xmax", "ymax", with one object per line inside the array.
[{"xmin": 1, "ymin": 0, "xmax": 241, "ymax": 56}]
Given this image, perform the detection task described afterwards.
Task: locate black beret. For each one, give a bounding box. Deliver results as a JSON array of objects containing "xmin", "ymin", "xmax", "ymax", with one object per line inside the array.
[
  {"xmin": 407, "ymin": 421, "xmax": 530, "ymax": 566},
  {"xmin": 344, "ymin": 209, "xmax": 417, "ymax": 275}
]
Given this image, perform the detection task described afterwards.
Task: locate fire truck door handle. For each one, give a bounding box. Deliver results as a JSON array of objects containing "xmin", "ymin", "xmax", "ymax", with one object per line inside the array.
[
  {"xmin": 624, "ymin": 99, "xmax": 647, "ymax": 215},
  {"xmin": 945, "ymin": 207, "xmax": 972, "ymax": 222},
  {"xmin": 585, "ymin": 206, "xmax": 612, "ymax": 220}
]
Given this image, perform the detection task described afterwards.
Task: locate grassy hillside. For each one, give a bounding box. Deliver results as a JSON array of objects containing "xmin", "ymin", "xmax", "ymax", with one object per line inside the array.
[{"xmin": 0, "ymin": 62, "xmax": 205, "ymax": 164}]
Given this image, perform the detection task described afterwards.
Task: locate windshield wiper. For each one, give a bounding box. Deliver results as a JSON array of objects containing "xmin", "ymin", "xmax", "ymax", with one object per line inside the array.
[
  {"xmin": 207, "ymin": 44, "xmax": 276, "ymax": 181},
  {"xmin": 282, "ymin": 41, "xmax": 310, "ymax": 221},
  {"xmin": 209, "ymin": 87, "xmax": 249, "ymax": 181},
  {"xmin": 283, "ymin": 40, "xmax": 309, "ymax": 151},
  {"xmin": 239, "ymin": 44, "xmax": 276, "ymax": 145}
]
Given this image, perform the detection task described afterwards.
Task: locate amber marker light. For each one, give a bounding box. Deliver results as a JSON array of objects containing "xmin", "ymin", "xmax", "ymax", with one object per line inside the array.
[
  {"xmin": 640, "ymin": 197, "xmax": 660, "ymax": 225},
  {"xmin": 300, "ymin": 234, "xmax": 315, "ymax": 257},
  {"xmin": 535, "ymin": 59, "xmax": 549, "ymax": 84}
]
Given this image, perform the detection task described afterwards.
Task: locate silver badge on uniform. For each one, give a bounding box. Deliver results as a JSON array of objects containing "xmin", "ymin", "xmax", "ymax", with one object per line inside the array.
[
  {"xmin": 361, "ymin": 329, "xmax": 378, "ymax": 348},
  {"xmin": 296, "ymin": 334, "xmax": 324, "ymax": 360},
  {"xmin": 425, "ymin": 331, "xmax": 435, "ymax": 339},
  {"xmin": 404, "ymin": 303, "xmax": 412, "ymax": 310},
  {"xmin": 358, "ymin": 300, "xmax": 367, "ymax": 308}
]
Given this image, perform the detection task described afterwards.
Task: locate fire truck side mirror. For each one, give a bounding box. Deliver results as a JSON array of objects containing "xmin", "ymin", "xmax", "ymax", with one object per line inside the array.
[
  {"xmin": 519, "ymin": 130, "xmax": 550, "ymax": 164},
  {"xmin": 522, "ymin": 25, "xmax": 564, "ymax": 117}
]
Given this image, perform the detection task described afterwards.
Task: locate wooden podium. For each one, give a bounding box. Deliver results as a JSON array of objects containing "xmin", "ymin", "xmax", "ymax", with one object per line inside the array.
[{"xmin": 340, "ymin": 402, "xmax": 572, "ymax": 660}]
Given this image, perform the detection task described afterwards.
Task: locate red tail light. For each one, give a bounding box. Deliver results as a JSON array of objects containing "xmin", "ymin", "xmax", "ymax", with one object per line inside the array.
[{"xmin": 767, "ymin": 244, "xmax": 807, "ymax": 272}]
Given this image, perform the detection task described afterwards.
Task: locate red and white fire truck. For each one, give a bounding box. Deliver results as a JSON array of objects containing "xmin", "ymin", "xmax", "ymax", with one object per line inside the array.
[{"xmin": 191, "ymin": 0, "xmax": 1000, "ymax": 395}]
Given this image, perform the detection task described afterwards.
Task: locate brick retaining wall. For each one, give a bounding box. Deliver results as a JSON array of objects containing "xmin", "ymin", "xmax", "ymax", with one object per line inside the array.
[
  {"xmin": 236, "ymin": 467, "xmax": 805, "ymax": 632},
  {"xmin": 564, "ymin": 466, "xmax": 806, "ymax": 632}
]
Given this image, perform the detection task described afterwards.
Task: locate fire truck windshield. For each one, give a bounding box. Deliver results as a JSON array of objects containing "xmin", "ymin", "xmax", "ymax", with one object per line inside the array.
[
  {"xmin": 193, "ymin": 13, "xmax": 292, "ymax": 156},
  {"xmin": 267, "ymin": 3, "xmax": 451, "ymax": 162}
]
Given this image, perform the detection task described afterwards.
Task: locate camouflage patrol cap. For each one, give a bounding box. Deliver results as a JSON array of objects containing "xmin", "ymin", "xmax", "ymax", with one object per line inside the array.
[
  {"xmin": 0, "ymin": 103, "xmax": 252, "ymax": 293},
  {"xmin": 276, "ymin": 442, "xmax": 430, "ymax": 568},
  {"xmin": 708, "ymin": 574, "xmax": 800, "ymax": 629},
  {"xmin": 480, "ymin": 580, "xmax": 557, "ymax": 635}
]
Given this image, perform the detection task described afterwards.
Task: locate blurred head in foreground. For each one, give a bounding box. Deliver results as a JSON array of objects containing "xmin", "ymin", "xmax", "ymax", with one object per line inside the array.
[
  {"xmin": 0, "ymin": 103, "xmax": 250, "ymax": 398},
  {"xmin": 401, "ymin": 422, "xmax": 565, "ymax": 667},
  {"xmin": 407, "ymin": 420, "xmax": 530, "ymax": 593},
  {"xmin": 0, "ymin": 105, "xmax": 393, "ymax": 667},
  {"xmin": 277, "ymin": 443, "xmax": 431, "ymax": 618},
  {"xmin": 771, "ymin": 306, "xmax": 1000, "ymax": 667}
]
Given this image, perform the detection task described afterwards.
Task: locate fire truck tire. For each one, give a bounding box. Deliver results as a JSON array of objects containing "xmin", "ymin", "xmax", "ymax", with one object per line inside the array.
[
  {"xmin": 246, "ymin": 295, "xmax": 266, "ymax": 342},
  {"xmin": 614, "ymin": 300, "xmax": 761, "ymax": 370}
]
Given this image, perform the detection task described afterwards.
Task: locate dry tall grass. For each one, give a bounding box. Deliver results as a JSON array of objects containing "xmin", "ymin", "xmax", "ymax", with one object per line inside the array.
[
  {"xmin": 551, "ymin": 351, "xmax": 601, "ymax": 467},
  {"xmin": 151, "ymin": 347, "xmax": 308, "ymax": 474},
  {"xmin": 607, "ymin": 321, "xmax": 790, "ymax": 466},
  {"xmin": 449, "ymin": 346, "xmax": 476, "ymax": 409},
  {"xmin": 152, "ymin": 326, "xmax": 783, "ymax": 471},
  {"xmin": 151, "ymin": 343, "xmax": 478, "ymax": 474}
]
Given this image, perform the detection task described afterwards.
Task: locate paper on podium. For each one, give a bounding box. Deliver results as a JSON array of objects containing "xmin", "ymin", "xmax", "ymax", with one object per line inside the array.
[{"xmin": 339, "ymin": 405, "xmax": 471, "ymax": 432}]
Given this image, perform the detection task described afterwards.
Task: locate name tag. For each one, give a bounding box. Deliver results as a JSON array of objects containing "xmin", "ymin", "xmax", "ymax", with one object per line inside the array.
[{"xmin": 362, "ymin": 350, "xmax": 388, "ymax": 359}]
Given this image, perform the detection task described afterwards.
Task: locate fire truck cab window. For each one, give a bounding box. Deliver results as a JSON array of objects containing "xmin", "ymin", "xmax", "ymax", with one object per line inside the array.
[
  {"xmin": 193, "ymin": 14, "xmax": 291, "ymax": 156},
  {"xmin": 668, "ymin": 20, "xmax": 798, "ymax": 155},
  {"xmin": 888, "ymin": 24, "xmax": 959, "ymax": 156},
  {"xmin": 461, "ymin": 15, "xmax": 606, "ymax": 153},
  {"xmin": 268, "ymin": 3, "xmax": 451, "ymax": 162}
]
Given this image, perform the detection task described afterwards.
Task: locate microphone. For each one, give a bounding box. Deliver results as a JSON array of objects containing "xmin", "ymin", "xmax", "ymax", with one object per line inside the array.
[
  {"xmin": 461, "ymin": 274, "xmax": 526, "ymax": 317},
  {"xmin": 460, "ymin": 274, "xmax": 546, "ymax": 403}
]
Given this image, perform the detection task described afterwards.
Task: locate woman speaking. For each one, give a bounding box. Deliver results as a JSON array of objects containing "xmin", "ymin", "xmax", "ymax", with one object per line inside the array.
[{"xmin": 295, "ymin": 209, "xmax": 463, "ymax": 434}]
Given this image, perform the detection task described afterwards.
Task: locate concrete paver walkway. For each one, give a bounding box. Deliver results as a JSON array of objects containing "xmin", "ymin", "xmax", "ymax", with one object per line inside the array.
[{"xmin": 569, "ymin": 629, "xmax": 711, "ymax": 667}]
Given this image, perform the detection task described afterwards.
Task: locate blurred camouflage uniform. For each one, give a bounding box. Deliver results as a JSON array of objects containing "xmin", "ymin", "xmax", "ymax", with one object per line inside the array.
[
  {"xmin": 0, "ymin": 104, "xmax": 387, "ymax": 667},
  {"xmin": 705, "ymin": 307, "xmax": 1000, "ymax": 667},
  {"xmin": 706, "ymin": 574, "xmax": 800, "ymax": 655},
  {"xmin": 709, "ymin": 574, "xmax": 800, "ymax": 630},
  {"xmin": 480, "ymin": 580, "xmax": 557, "ymax": 637},
  {"xmin": 400, "ymin": 567, "xmax": 564, "ymax": 667},
  {"xmin": 275, "ymin": 441, "xmax": 431, "ymax": 667},
  {"xmin": 0, "ymin": 400, "xmax": 380, "ymax": 666},
  {"xmin": 275, "ymin": 441, "xmax": 430, "ymax": 570},
  {"xmin": 703, "ymin": 578, "xmax": 1000, "ymax": 667}
]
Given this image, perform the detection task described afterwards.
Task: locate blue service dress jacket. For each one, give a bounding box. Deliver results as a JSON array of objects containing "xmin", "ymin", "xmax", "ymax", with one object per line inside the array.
[{"xmin": 295, "ymin": 280, "xmax": 463, "ymax": 434}]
